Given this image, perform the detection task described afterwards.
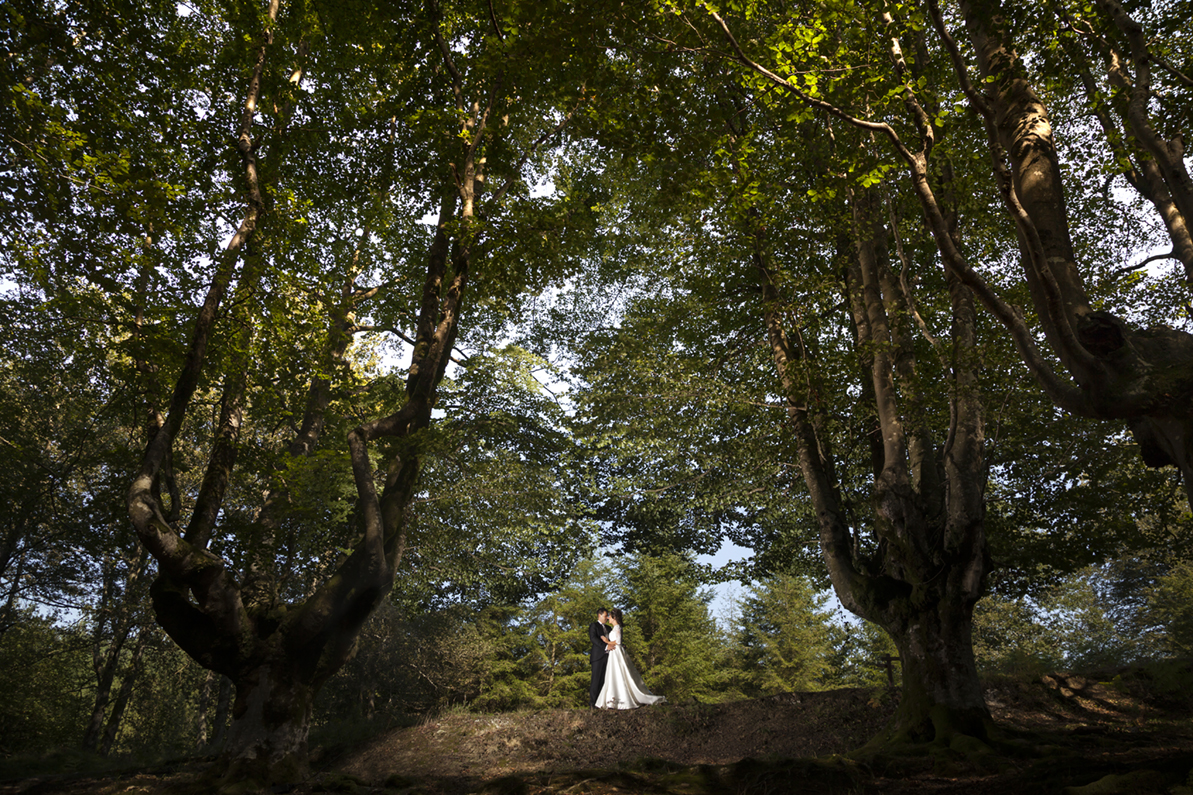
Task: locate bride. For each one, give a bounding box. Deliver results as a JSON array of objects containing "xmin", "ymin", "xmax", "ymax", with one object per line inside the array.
[{"xmin": 595, "ymin": 608, "xmax": 666, "ymax": 709}]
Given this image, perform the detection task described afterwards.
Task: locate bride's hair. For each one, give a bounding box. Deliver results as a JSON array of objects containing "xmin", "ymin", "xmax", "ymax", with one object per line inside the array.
[{"xmin": 609, "ymin": 608, "xmax": 624, "ymax": 626}]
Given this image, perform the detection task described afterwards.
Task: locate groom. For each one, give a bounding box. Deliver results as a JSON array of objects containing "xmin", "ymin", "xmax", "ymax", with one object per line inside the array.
[{"xmin": 588, "ymin": 607, "xmax": 612, "ymax": 708}]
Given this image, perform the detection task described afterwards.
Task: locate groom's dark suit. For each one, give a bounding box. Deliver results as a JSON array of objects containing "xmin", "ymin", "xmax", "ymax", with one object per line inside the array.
[{"xmin": 589, "ymin": 620, "xmax": 609, "ymax": 707}]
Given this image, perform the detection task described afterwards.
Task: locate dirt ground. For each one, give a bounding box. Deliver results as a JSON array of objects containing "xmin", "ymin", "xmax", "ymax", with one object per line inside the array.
[{"xmin": 3, "ymin": 667, "xmax": 1193, "ymax": 794}]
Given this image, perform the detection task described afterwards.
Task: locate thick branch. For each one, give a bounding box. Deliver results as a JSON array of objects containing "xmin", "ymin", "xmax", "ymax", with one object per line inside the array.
[
  {"xmin": 707, "ymin": 1, "xmax": 1089, "ymax": 413},
  {"xmin": 747, "ymin": 226, "xmax": 866, "ymax": 614},
  {"xmin": 705, "ymin": 7, "xmax": 918, "ymax": 164},
  {"xmin": 127, "ymin": 0, "xmax": 280, "ymax": 651},
  {"xmin": 1094, "ymin": 1, "xmax": 1193, "ymax": 282},
  {"xmin": 937, "ymin": 0, "xmax": 1103, "ymax": 382}
]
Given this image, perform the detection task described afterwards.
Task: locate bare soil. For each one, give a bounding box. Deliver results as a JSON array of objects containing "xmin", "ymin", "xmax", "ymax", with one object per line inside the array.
[{"xmin": 4, "ymin": 667, "xmax": 1192, "ymax": 794}]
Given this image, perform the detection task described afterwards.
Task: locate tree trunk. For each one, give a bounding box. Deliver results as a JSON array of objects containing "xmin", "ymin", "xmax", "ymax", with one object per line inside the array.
[
  {"xmin": 749, "ymin": 173, "xmax": 991, "ymax": 748},
  {"xmin": 863, "ymin": 577, "xmax": 991, "ymax": 744},
  {"xmin": 121, "ymin": 2, "xmax": 524, "ymax": 785},
  {"xmin": 212, "ymin": 675, "xmax": 233, "ymax": 751},
  {"xmin": 82, "ymin": 656, "xmax": 118, "ymax": 752},
  {"xmin": 99, "ymin": 628, "xmax": 148, "ymax": 756},
  {"xmin": 196, "ymin": 670, "xmax": 215, "ymax": 751},
  {"xmin": 219, "ymin": 663, "xmax": 317, "ymax": 786}
]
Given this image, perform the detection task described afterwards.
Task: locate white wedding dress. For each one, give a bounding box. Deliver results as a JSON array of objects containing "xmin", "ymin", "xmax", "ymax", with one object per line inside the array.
[{"xmin": 595, "ymin": 624, "xmax": 666, "ymax": 709}]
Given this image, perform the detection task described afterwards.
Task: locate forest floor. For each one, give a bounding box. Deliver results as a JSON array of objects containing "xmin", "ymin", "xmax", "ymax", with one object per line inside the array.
[{"xmin": 3, "ymin": 661, "xmax": 1193, "ymax": 794}]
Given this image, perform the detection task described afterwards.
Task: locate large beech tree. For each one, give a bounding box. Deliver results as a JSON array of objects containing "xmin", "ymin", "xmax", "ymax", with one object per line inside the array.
[
  {"xmin": 7, "ymin": 0, "xmax": 603, "ymax": 785},
  {"xmin": 748, "ymin": 174, "xmax": 993, "ymax": 742},
  {"xmin": 127, "ymin": 1, "xmax": 602, "ymax": 784},
  {"xmin": 568, "ymin": 0, "xmax": 1188, "ymax": 748}
]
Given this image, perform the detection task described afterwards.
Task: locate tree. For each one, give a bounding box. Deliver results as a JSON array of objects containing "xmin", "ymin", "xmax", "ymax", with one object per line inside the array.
[
  {"xmin": 519, "ymin": 557, "xmax": 617, "ymax": 709},
  {"xmin": 736, "ymin": 574, "xmax": 840, "ymax": 694},
  {"xmin": 0, "ymin": 610, "xmax": 90, "ymax": 756},
  {"xmin": 615, "ymin": 552, "xmax": 732, "ymax": 702},
  {"xmin": 1148, "ymin": 562, "xmax": 1193, "ymax": 658},
  {"xmin": 5, "ymin": 0, "xmax": 607, "ymax": 785},
  {"xmin": 828, "ymin": 618, "xmax": 902, "ymax": 689},
  {"xmin": 128, "ymin": 2, "xmax": 605, "ymax": 782},
  {"xmin": 955, "ymin": 0, "xmax": 1193, "ymax": 504}
]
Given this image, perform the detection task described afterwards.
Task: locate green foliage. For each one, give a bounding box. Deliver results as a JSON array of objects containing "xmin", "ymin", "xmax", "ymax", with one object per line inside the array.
[
  {"xmin": 1046, "ymin": 567, "xmax": 1156, "ymax": 670},
  {"xmin": 974, "ymin": 560, "xmax": 1180, "ymax": 676},
  {"xmin": 614, "ymin": 552, "xmax": 734, "ymax": 702},
  {"xmin": 1146, "ymin": 562, "xmax": 1193, "ymax": 658},
  {"xmin": 0, "ymin": 298, "xmax": 139, "ymax": 631},
  {"xmin": 0, "ymin": 612, "xmax": 90, "ymax": 756},
  {"xmin": 395, "ymin": 345, "xmax": 598, "ymax": 611},
  {"xmin": 317, "ymin": 602, "xmax": 504, "ymax": 718},
  {"xmin": 470, "ymin": 605, "xmax": 543, "ymax": 714},
  {"xmin": 518, "ymin": 557, "xmax": 617, "ymax": 709},
  {"xmin": 735, "ymin": 574, "xmax": 840, "ymax": 694},
  {"xmin": 1106, "ymin": 659, "xmax": 1193, "ymax": 709},
  {"xmin": 105, "ymin": 638, "xmax": 210, "ymax": 756},
  {"xmin": 972, "ymin": 594, "xmax": 1063, "ymax": 676},
  {"xmin": 825, "ymin": 619, "xmax": 901, "ymax": 689},
  {"xmin": 3, "ymin": 0, "xmax": 1193, "ymax": 770},
  {"xmin": 0, "ymin": 620, "xmax": 206, "ymax": 760},
  {"xmin": 984, "ymin": 376, "xmax": 1193, "ymax": 599}
]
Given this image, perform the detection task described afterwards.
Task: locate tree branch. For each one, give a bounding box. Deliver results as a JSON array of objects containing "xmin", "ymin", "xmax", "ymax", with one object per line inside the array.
[{"xmin": 703, "ymin": 6, "xmax": 918, "ymax": 165}]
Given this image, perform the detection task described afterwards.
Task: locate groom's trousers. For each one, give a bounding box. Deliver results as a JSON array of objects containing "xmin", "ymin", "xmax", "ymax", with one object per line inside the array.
[{"xmin": 589, "ymin": 652, "xmax": 607, "ymax": 707}]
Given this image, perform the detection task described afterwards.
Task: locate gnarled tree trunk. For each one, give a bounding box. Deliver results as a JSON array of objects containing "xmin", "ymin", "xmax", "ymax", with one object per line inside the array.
[
  {"xmin": 219, "ymin": 662, "xmax": 320, "ymax": 783},
  {"xmin": 753, "ymin": 184, "xmax": 992, "ymax": 745}
]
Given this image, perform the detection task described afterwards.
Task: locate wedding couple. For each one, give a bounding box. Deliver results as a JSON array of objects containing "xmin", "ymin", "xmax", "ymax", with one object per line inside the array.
[{"xmin": 588, "ymin": 607, "xmax": 666, "ymax": 710}]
